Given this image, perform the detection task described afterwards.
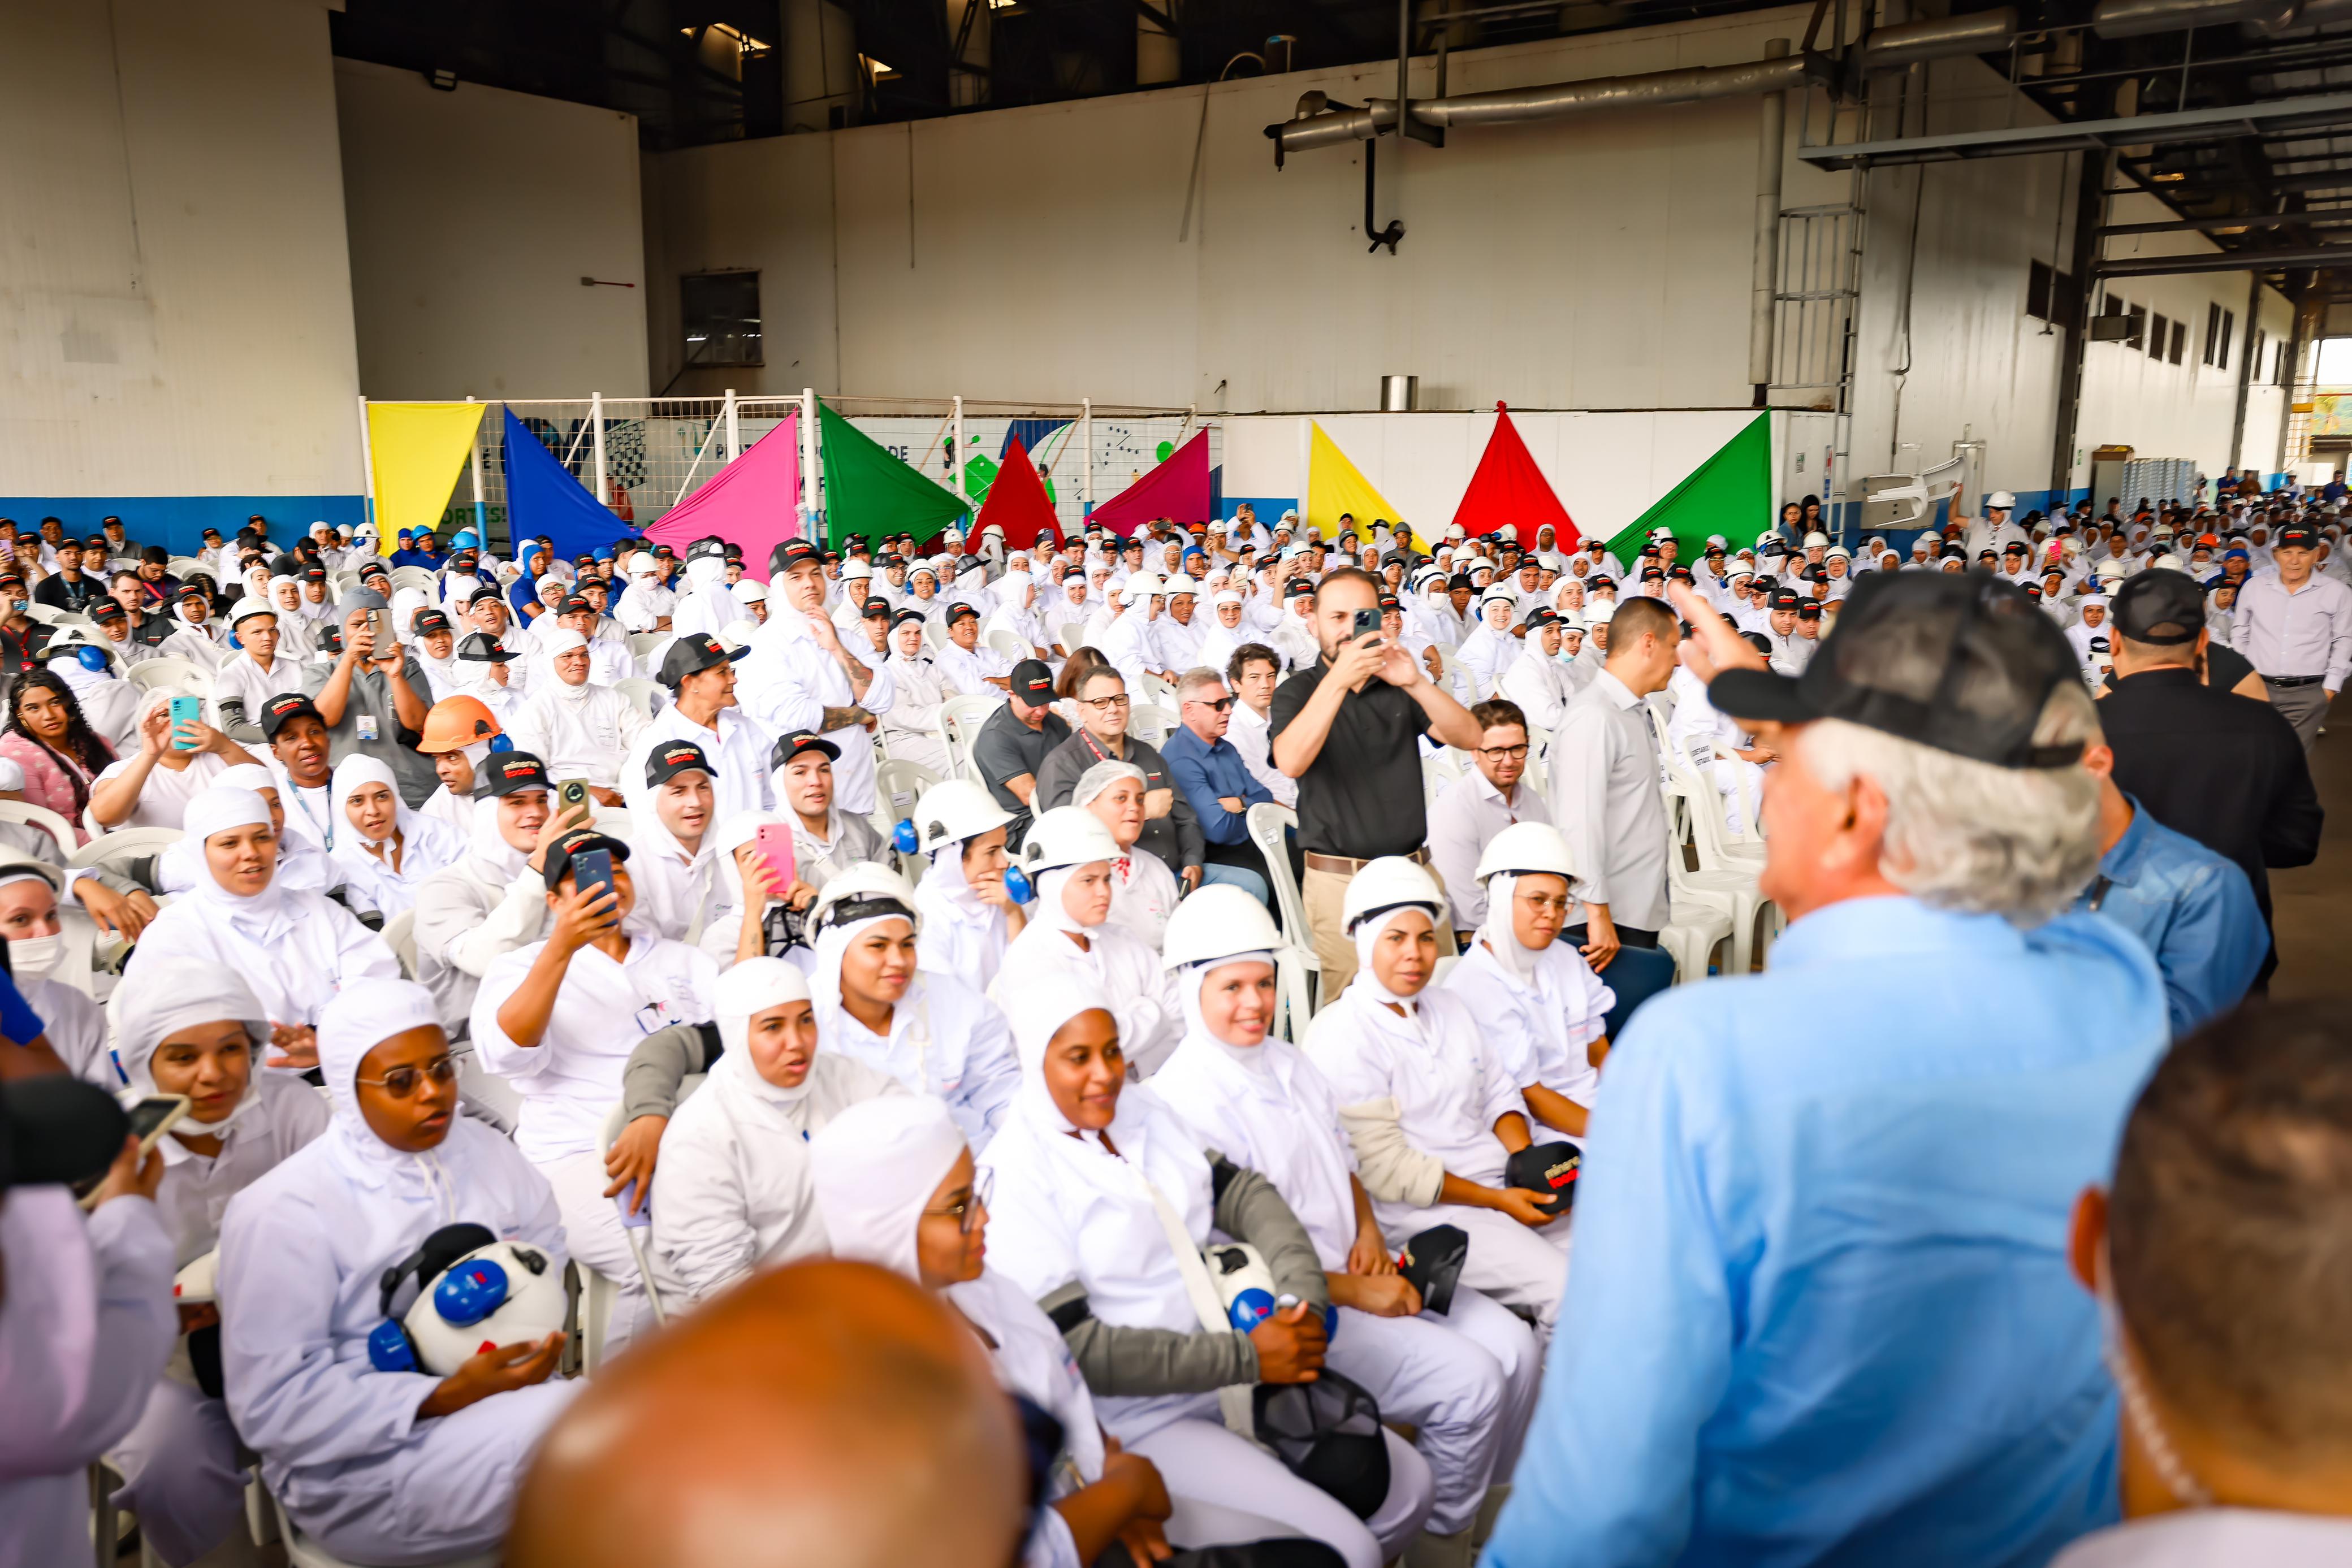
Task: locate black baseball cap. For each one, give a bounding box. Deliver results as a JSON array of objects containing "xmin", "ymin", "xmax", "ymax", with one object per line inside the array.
[
  {"xmin": 464, "ymin": 585, "xmax": 504, "ymax": 609},
  {"xmin": 1769, "ymin": 589, "xmax": 1802, "ymax": 612},
  {"xmin": 944, "ymin": 601, "xmax": 979, "ymax": 624},
  {"xmin": 2277, "ymin": 524, "xmax": 2320, "ymax": 549},
  {"xmin": 1524, "ymin": 606, "xmax": 1560, "ymax": 629},
  {"xmin": 772, "ymin": 729, "xmax": 841, "ymax": 768},
  {"xmin": 481, "ymin": 752, "xmax": 552, "ymax": 798},
  {"xmin": 658, "ymin": 632, "xmax": 746, "ymax": 687},
  {"xmin": 543, "ymin": 827, "xmax": 629, "ymax": 891},
  {"xmin": 890, "ymin": 608, "xmax": 928, "ymax": 630},
  {"xmin": 1010, "ymin": 659, "xmax": 1054, "ymax": 701},
  {"xmin": 772, "ymin": 539, "xmax": 823, "ymax": 576},
  {"xmin": 259, "ymin": 692, "xmax": 324, "ymax": 738},
  {"xmin": 302, "ymin": 564, "xmax": 327, "ymax": 581},
  {"xmin": 645, "ymin": 738, "xmax": 714, "ymax": 789},
  {"xmin": 412, "ymin": 608, "xmax": 452, "ymax": 635},
  {"xmin": 2109, "ymin": 569, "xmax": 2207, "ymax": 646},
  {"xmin": 90, "ymin": 600, "xmax": 125, "ymax": 622},
  {"xmin": 555, "ymin": 594, "xmax": 593, "ymax": 618},
  {"xmin": 862, "ymin": 597, "xmax": 891, "ymax": 620},
  {"xmin": 1709, "ymin": 570, "xmax": 2086, "ymax": 769},
  {"xmin": 1284, "ymin": 579, "xmax": 1315, "ymax": 599},
  {"xmin": 456, "ymin": 633, "xmax": 518, "ymax": 664},
  {"xmin": 1, "ymin": 1074, "xmax": 129, "ymax": 1193}
]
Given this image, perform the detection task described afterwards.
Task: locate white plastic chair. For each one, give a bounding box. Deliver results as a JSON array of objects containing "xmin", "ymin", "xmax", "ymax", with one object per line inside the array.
[
  {"xmin": 1246, "ymin": 803, "xmax": 1318, "ymax": 1034},
  {"xmin": 126, "ymin": 656, "xmax": 210, "ymax": 699},
  {"xmin": 628, "ymin": 630, "xmax": 667, "ymax": 662},
  {"xmin": 1419, "ymin": 751, "xmax": 1460, "ymax": 808},
  {"xmin": 985, "ymin": 628, "xmax": 1027, "ymax": 664},
  {"xmin": 1656, "ymin": 898, "xmax": 1733, "ymax": 985},
  {"xmin": 391, "ymin": 565, "xmax": 438, "ymax": 594},
  {"xmin": 872, "ymin": 759, "xmax": 941, "ymax": 877},
  {"xmin": 1129, "ymin": 701, "xmax": 1177, "ymax": 748},
  {"xmin": 1136, "ymin": 670, "xmax": 1176, "ymax": 707},
  {"xmin": 1661, "ymin": 750, "xmax": 1775, "ymax": 976},
  {"xmin": 0, "ymin": 800, "xmax": 78, "ymax": 859},
  {"xmin": 165, "ymin": 556, "xmax": 206, "ymax": 581},
  {"xmin": 614, "ymin": 677, "xmax": 660, "ymax": 718},
  {"xmin": 66, "ymin": 824, "xmax": 183, "ymax": 872},
  {"xmin": 936, "ymin": 694, "xmax": 999, "ymax": 785},
  {"xmin": 381, "ymin": 909, "xmax": 418, "ymax": 980}
]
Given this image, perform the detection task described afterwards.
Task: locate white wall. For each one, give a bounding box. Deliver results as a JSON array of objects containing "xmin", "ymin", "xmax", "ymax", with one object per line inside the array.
[
  {"xmin": 0, "ymin": 0, "xmax": 363, "ymax": 542},
  {"xmin": 337, "ymin": 60, "xmax": 649, "ymax": 401}
]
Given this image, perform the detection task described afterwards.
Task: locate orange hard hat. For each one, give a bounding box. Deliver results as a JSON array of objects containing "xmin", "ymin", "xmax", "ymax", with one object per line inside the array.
[{"xmin": 417, "ymin": 695, "xmax": 501, "ymax": 755}]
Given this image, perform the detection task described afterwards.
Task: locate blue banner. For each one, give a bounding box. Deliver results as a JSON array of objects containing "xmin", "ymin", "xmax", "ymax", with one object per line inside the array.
[{"xmin": 501, "ymin": 406, "xmax": 636, "ymax": 565}]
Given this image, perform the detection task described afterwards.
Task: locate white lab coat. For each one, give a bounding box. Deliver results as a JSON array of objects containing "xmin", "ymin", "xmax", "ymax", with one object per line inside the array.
[
  {"xmin": 648, "ymin": 1049, "xmax": 902, "ymax": 1307},
  {"xmin": 127, "ymin": 879, "xmax": 400, "ymax": 1030},
  {"xmin": 992, "ymin": 904, "xmax": 1180, "ymax": 1077},
  {"xmin": 914, "ymin": 845, "xmax": 1016, "ymax": 992},
  {"xmin": 1500, "ymin": 647, "xmax": 1575, "ymax": 735},
  {"xmin": 1455, "ymin": 623, "xmax": 1520, "ymax": 700},
  {"xmin": 216, "ymin": 1116, "xmax": 579, "ymax": 1563},
  {"xmin": 738, "ymin": 607, "xmax": 894, "ymax": 816},
  {"xmin": 880, "ymin": 652, "xmax": 954, "ymax": 776},
  {"xmin": 632, "ymin": 701, "xmax": 773, "ymax": 825},
  {"xmin": 811, "ymin": 947, "xmax": 1019, "ymax": 1153},
  {"xmin": 412, "ymin": 832, "xmax": 549, "ymax": 1038},
  {"xmin": 508, "ymin": 679, "xmax": 649, "ymax": 791},
  {"xmin": 1443, "ymin": 938, "xmax": 1610, "ymax": 1117}
]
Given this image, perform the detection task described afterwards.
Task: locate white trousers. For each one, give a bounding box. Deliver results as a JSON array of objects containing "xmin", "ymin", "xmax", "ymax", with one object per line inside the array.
[
  {"xmin": 1327, "ymin": 1299, "xmax": 1512, "ymax": 1535},
  {"xmin": 1125, "ymin": 1416, "xmax": 1431, "ymax": 1568},
  {"xmin": 544, "ymin": 1150, "xmax": 656, "ymax": 1354},
  {"xmin": 1383, "ymin": 1202, "xmax": 1575, "ymax": 1332},
  {"xmin": 109, "ymin": 1378, "xmax": 245, "ymax": 1567},
  {"xmin": 1406, "ymin": 1286, "xmax": 1542, "ymax": 1491}
]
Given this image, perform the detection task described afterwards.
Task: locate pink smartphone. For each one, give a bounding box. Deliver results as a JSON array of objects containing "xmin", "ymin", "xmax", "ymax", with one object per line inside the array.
[{"xmin": 753, "ymin": 823, "xmax": 796, "ymax": 889}]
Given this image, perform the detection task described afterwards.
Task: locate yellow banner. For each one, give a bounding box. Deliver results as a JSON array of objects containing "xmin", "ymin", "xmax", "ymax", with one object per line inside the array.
[
  {"xmin": 1307, "ymin": 422, "xmax": 1403, "ymax": 540},
  {"xmin": 366, "ymin": 402, "xmax": 485, "ymax": 554}
]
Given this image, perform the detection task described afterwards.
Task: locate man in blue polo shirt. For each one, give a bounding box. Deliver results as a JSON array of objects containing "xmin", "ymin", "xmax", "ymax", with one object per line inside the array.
[
  {"xmin": 1160, "ymin": 664, "xmax": 1275, "ymax": 904},
  {"xmin": 1489, "ymin": 573, "xmax": 2171, "ymax": 1568}
]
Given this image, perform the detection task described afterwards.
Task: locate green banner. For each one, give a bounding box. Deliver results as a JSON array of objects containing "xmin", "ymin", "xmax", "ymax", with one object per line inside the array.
[
  {"xmin": 1604, "ymin": 414, "xmax": 1774, "ymax": 565},
  {"xmin": 819, "ymin": 402, "xmax": 970, "ymax": 549}
]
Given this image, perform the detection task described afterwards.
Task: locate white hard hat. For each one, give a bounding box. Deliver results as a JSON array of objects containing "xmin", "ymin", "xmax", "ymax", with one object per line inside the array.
[
  {"xmin": 1019, "ymin": 806, "xmax": 1121, "ymax": 876},
  {"xmin": 1988, "ymin": 490, "xmax": 2017, "ymax": 509},
  {"xmin": 174, "ymin": 1248, "xmax": 220, "ymax": 1307},
  {"xmin": 1162, "ymin": 883, "xmax": 1283, "ymax": 970},
  {"xmin": 808, "ymin": 861, "xmax": 922, "ymax": 937},
  {"xmin": 2151, "ymin": 554, "xmax": 2189, "ymax": 573},
  {"xmin": 1340, "ymin": 856, "xmax": 1445, "ymax": 934},
  {"xmin": 1802, "ymin": 531, "xmax": 1830, "ymax": 548},
  {"xmin": 2095, "ymin": 557, "xmax": 2129, "ymax": 579},
  {"xmin": 911, "ymin": 778, "xmax": 1013, "ymax": 854},
  {"xmin": 1474, "ymin": 821, "xmax": 1575, "ymax": 885},
  {"xmin": 390, "ymin": 1238, "xmax": 569, "ymax": 1377},
  {"xmin": 1119, "ymin": 576, "xmax": 1164, "ymax": 606}
]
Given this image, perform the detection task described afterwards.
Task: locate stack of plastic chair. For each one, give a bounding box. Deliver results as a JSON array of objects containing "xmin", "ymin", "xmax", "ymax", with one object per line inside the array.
[
  {"xmin": 936, "ymin": 695, "xmax": 1001, "ymax": 786},
  {"xmin": 1245, "ymin": 802, "xmax": 1318, "ymax": 1037},
  {"xmin": 1662, "ymin": 738, "xmax": 1778, "ymax": 975}
]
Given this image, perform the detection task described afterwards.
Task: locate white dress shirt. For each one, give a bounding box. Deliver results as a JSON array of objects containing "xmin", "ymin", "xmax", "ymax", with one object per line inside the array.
[
  {"xmin": 1425, "ymin": 767, "xmax": 1554, "ymax": 931},
  {"xmin": 1225, "ymin": 699, "xmax": 1298, "ymax": 808},
  {"xmin": 2231, "ymin": 569, "xmax": 2352, "ymax": 690}
]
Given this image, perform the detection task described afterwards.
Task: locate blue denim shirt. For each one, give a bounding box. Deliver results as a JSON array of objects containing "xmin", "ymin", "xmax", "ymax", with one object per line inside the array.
[
  {"xmin": 2075, "ymin": 794, "xmax": 2268, "ymax": 1037},
  {"xmin": 1160, "ymin": 724, "xmax": 1272, "ymax": 846},
  {"xmin": 1488, "ymin": 896, "xmax": 2168, "ymax": 1568}
]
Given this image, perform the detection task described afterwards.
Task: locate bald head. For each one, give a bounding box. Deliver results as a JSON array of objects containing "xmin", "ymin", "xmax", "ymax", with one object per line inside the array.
[{"xmin": 509, "ymin": 1260, "xmax": 1027, "ymax": 1568}]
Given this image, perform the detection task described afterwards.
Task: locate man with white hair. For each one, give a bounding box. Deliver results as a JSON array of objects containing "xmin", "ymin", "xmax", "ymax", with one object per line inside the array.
[{"xmin": 1490, "ymin": 572, "xmax": 2170, "ymax": 1568}]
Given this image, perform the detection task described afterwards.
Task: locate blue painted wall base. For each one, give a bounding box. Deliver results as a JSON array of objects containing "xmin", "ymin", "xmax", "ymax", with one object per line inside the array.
[{"xmin": 0, "ymin": 495, "xmax": 366, "ymax": 558}]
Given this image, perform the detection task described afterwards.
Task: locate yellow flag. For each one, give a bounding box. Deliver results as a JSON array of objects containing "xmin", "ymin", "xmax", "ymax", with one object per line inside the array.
[
  {"xmin": 366, "ymin": 403, "xmax": 486, "ymax": 555},
  {"xmin": 1307, "ymin": 422, "xmax": 1403, "ymax": 539}
]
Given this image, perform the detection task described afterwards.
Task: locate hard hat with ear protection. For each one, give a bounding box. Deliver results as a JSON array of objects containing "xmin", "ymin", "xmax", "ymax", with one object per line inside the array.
[
  {"xmin": 365, "ymin": 1223, "xmax": 568, "ymax": 1376},
  {"xmin": 1474, "ymin": 820, "xmax": 1575, "ymax": 886},
  {"xmin": 1161, "ymin": 884, "xmax": 1283, "ymax": 970},
  {"xmin": 1339, "ymin": 856, "xmax": 1444, "ymax": 935},
  {"xmin": 911, "ymin": 778, "xmax": 1014, "ymax": 856},
  {"xmin": 807, "ymin": 861, "xmax": 924, "ymax": 938},
  {"xmin": 1018, "ymin": 807, "xmax": 1121, "ymax": 877}
]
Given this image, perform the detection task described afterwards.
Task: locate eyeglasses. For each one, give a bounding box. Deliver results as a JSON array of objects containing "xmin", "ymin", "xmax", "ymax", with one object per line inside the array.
[
  {"xmin": 923, "ymin": 1168, "xmax": 995, "ymax": 1234},
  {"xmin": 354, "ymin": 1055, "xmax": 457, "ymax": 1098},
  {"xmin": 1477, "ymin": 743, "xmax": 1531, "ymax": 761},
  {"xmin": 1078, "ymin": 694, "xmax": 1131, "ymax": 712},
  {"xmin": 1515, "ymin": 889, "xmax": 1575, "ymax": 915},
  {"xmin": 1187, "ymin": 695, "xmax": 1235, "ymax": 713}
]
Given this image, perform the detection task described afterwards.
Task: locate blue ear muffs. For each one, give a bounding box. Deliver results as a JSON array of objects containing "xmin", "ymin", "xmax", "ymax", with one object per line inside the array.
[{"xmin": 365, "ymin": 1222, "xmax": 497, "ymax": 1374}]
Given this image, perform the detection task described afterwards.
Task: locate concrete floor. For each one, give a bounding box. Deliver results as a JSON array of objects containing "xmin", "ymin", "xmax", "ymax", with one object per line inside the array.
[{"xmin": 2259, "ymin": 714, "xmax": 2345, "ymax": 1000}]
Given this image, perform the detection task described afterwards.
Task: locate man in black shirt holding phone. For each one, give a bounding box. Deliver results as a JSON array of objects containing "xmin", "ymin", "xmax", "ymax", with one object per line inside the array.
[{"xmin": 1269, "ymin": 566, "xmax": 1482, "ymax": 995}]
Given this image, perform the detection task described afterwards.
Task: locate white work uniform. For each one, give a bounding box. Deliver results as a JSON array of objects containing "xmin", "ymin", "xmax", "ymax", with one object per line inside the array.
[
  {"xmin": 508, "ymin": 679, "xmax": 648, "ymax": 791},
  {"xmin": 632, "ymin": 701, "xmax": 773, "ymax": 825},
  {"xmin": 209, "ymin": 651, "xmax": 307, "ymax": 734},
  {"xmin": 1500, "ymin": 644, "xmax": 1576, "ymax": 735},
  {"xmin": 1306, "ymin": 976, "xmax": 1574, "ymax": 1329},
  {"xmin": 914, "ymin": 844, "xmax": 1017, "ymax": 993},
  {"xmin": 991, "ymin": 881, "xmax": 1180, "ymax": 1078},
  {"xmin": 648, "ymin": 1049, "xmax": 901, "ymax": 1307},
  {"xmin": 1444, "ymin": 932, "xmax": 1611, "ymax": 1125},
  {"xmin": 880, "ymin": 651, "xmax": 954, "ymax": 776},
  {"xmin": 936, "ymin": 636, "xmax": 1013, "ymax": 699},
  {"xmin": 811, "ymin": 925, "xmax": 1019, "ymax": 1153},
  {"xmin": 1152, "ymin": 1019, "xmax": 1536, "ymax": 1534},
  {"xmin": 737, "ymin": 606, "xmax": 893, "ymax": 816},
  {"xmin": 127, "ymin": 880, "xmax": 400, "ymax": 1032},
  {"xmin": 470, "ymin": 928, "xmax": 719, "ymax": 1348},
  {"xmin": 1455, "ymin": 621, "xmax": 1521, "ymax": 700},
  {"xmin": 411, "ymin": 820, "xmax": 550, "ymax": 1038},
  {"xmin": 980, "ymin": 1074, "xmax": 1424, "ymax": 1568},
  {"xmin": 217, "ymin": 1112, "xmax": 578, "ymax": 1565},
  {"xmin": 27, "ymin": 974, "xmax": 111, "ymax": 1089},
  {"xmin": 1665, "ymin": 664, "xmax": 1763, "ymax": 838},
  {"xmin": 92, "ymin": 751, "xmax": 237, "ymax": 832}
]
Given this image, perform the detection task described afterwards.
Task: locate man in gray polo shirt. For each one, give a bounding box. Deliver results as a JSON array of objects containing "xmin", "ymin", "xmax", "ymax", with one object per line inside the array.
[
  {"xmin": 1548, "ymin": 595, "xmax": 1679, "ymax": 971},
  {"xmin": 300, "ymin": 587, "xmax": 438, "ymax": 807}
]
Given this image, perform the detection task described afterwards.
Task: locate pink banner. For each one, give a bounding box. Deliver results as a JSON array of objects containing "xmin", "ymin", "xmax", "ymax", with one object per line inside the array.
[
  {"xmin": 1088, "ymin": 428, "xmax": 1211, "ymax": 537},
  {"xmin": 643, "ymin": 410, "xmax": 801, "ymax": 578}
]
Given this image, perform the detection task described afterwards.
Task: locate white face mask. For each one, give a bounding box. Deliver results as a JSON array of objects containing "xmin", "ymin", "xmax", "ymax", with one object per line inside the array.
[{"xmin": 9, "ymin": 932, "xmax": 61, "ymax": 981}]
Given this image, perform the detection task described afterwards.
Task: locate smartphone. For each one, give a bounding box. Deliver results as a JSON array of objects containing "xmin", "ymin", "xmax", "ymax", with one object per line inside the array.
[
  {"xmin": 1351, "ymin": 607, "xmax": 1382, "ymax": 642},
  {"xmin": 128, "ymin": 1093, "xmax": 191, "ymax": 1154},
  {"xmin": 753, "ymin": 822, "xmax": 797, "ymax": 890},
  {"xmin": 573, "ymin": 847, "xmax": 614, "ymax": 907},
  {"xmin": 559, "ymin": 779, "xmax": 589, "ymax": 813},
  {"xmin": 613, "ymin": 1182, "xmax": 650, "ymax": 1229},
  {"xmin": 168, "ymin": 695, "xmax": 202, "ymax": 750},
  {"xmin": 365, "ymin": 607, "xmax": 388, "ymax": 646}
]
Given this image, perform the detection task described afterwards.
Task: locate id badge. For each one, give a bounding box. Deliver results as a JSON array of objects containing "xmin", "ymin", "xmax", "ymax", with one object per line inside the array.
[{"xmin": 355, "ymin": 713, "xmax": 379, "ymax": 742}]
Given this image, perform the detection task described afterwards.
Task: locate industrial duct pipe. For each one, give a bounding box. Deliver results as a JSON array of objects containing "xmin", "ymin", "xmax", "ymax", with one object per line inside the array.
[
  {"xmin": 2092, "ymin": 0, "xmax": 2297, "ymax": 36},
  {"xmin": 1860, "ymin": 8, "xmax": 2019, "ymax": 72}
]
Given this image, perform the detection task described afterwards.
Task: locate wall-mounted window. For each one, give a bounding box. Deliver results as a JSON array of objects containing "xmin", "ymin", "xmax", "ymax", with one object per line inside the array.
[
  {"xmin": 2276, "ymin": 338, "xmax": 2292, "ymax": 384},
  {"xmin": 680, "ymin": 271, "xmax": 763, "ymax": 367},
  {"xmin": 2148, "ymin": 313, "xmax": 2169, "ymax": 359},
  {"xmin": 2203, "ymin": 303, "xmax": 2233, "ymax": 370},
  {"xmin": 2027, "ymin": 260, "xmax": 2079, "ymax": 327},
  {"xmin": 2126, "ymin": 303, "xmax": 2147, "ymax": 349},
  {"xmin": 2171, "ymin": 319, "xmax": 2187, "ymax": 365}
]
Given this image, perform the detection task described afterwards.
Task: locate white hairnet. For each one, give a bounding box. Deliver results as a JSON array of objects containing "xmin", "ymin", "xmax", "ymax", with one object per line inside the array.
[
  {"xmin": 316, "ymin": 976, "xmax": 442, "ymax": 1129},
  {"xmin": 809, "ymin": 1095, "xmax": 968, "ymax": 1283},
  {"xmin": 713, "ymin": 956, "xmax": 811, "ymax": 1058},
  {"xmin": 183, "ymin": 786, "xmax": 271, "ymax": 846},
  {"xmin": 1070, "ymin": 759, "xmax": 1146, "ymax": 809},
  {"xmin": 110, "ymin": 959, "xmax": 270, "ymax": 1098}
]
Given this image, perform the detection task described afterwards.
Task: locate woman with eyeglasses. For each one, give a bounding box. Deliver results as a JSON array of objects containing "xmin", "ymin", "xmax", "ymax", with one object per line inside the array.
[
  {"xmin": 215, "ymin": 977, "xmax": 580, "ymax": 1565},
  {"xmin": 647, "ymin": 958, "xmax": 900, "ymax": 1309},
  {"xmin": 99, "ymin": 962, "xmax": 331, "ymax": 1566}
]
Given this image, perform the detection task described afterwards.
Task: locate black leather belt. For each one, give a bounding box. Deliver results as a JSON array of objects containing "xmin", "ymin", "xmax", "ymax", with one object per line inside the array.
[{"xmin": 2264, "ymin": 674, "xmax": 2325, "ymax": 688}]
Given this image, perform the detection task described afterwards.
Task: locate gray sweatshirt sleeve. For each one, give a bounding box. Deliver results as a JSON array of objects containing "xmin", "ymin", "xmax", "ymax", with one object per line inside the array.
[
  {"xmin": 1209, "ymin": 1153, "xmax": 1331, "ymax": 1311},
  {"xmin": 1038, "ymin": 1279, "xmax": 1259, "ymax": 1397},
  {"xmin": 619, "ymin": 1022, "xmax": 717, "ymax": 1124}
]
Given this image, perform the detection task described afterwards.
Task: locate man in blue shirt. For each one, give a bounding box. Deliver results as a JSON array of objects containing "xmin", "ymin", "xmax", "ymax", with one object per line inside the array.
[
  {"xmin": 2076, "ymin": 722, "xmax": 2266, "ymax": 1036},
  {"xmin": 1160, "ymin": 665, "xmax": 1276, "ymax": 906},
  {"xmin": 1489, "ymin": 574, "xmax": 2170, "ymax": 1568}
]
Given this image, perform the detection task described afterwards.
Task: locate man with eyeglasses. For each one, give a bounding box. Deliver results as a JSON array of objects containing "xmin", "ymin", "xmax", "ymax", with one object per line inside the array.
[
  {"xmin": 1160, "ymin": 666, "xmax": 1279, "ymax": 905},
  {"xmin": 1428, "ymin": 697, "xmax": 1554, "ymax": 942},
  {"xmin": 1033, "ymin": 665, "xmax": 1205, "ymax": 890}
]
